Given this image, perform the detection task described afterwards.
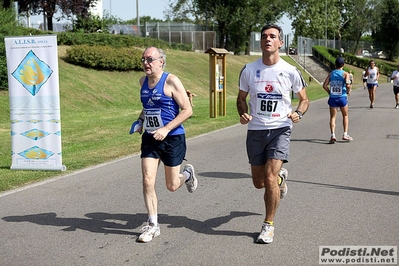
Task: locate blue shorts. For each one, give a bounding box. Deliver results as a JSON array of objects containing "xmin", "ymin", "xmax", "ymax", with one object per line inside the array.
[
  {"xmin": 393, "ymin": 86, "xmax": 399, "ymax": 95},
  {"xmin": 141, "ymin": 133, "xmax": 186, "ymax": 167},
  {"xmin": 246, "ymin": 127, "xmax": 291, "ymax": 166},
  {"xmin": 328, "ymin": 97, "xmax": 348, "ymax": 108},
  {"xmin": 367, "ymin": 83, "xmax": 378, "ymax": 89}
]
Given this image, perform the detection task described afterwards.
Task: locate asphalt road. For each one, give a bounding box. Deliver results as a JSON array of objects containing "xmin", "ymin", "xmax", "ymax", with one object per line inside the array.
[{"xmin": 1, "ymin": 83, "xmax": 398, "ymax": 266}]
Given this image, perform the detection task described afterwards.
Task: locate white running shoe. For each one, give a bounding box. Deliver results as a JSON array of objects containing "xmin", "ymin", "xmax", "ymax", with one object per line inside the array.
[
  {"xmin": 138, "ymin": 223, "xmax": 160, "ymax": 243},
  {"xmin": 279, "ymin": 168, "xmax": 288, "ymax": 199},
  {"xmin": 184, "ymin": 164, "xmax": 198, "ymax": 193},
  {"xmin": 342, "ymin": 135, "xmax": 353, "ymax": 141},
  {"xmin": 257, "ymin": 223, "xmax": 274, "ymax": 244}
]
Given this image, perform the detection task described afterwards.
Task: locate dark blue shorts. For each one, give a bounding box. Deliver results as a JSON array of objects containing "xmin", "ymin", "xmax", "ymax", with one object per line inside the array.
[
  {"xmin": 367, "ymin": 83, "xmax": 378, "ymax": 89},
  {"xmin": 140, "ymin": 133, "xmax": 186, "ymax": 167},
  {"xmin": 393, "ymin": 86, "xmax": 399, "ymax": 95},
  {"xmin": 328, "ymin": 97, "xmax": 348, "ymax": 108}
]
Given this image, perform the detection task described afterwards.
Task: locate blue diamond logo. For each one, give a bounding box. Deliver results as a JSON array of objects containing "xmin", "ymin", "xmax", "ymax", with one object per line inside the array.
[{"xmin": 12, "ymin": 50, "xmax": 53, "ymax": 96}]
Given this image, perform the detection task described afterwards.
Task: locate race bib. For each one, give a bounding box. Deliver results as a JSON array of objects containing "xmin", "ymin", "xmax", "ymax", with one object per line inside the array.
[
  {"xmin": 256, "ymin": 93, "xmax": 283, "ymax": 118},
  {"xmin": 143, "ymin": 109, "xmax": 164, "ymax": 132},
  {"xmin": 330, "ymin": 81, "xmax": 343, "ymax": 96}
]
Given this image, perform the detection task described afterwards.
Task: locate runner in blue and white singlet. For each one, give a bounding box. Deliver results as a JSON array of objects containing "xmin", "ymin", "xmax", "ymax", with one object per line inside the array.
[{"xmin": 140, "ymin": 72, "xmax": 185, "ymax": 135}]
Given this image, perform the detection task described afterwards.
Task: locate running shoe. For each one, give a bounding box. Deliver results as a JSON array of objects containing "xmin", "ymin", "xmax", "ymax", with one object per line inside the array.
[
  {"xmin": 257, "ymin": 223, "xmax": 274, "ymax": 244},
  {"xmin": 184, "ymin": 164, "xmax": 198, "ymax": 193},
  {"xmin": 395, "ymin": 104, "xmax": 399, "ymax": 109},
  {"xmin": 329, "ymin": 137, "xmax": 336, "ymax": 144},
  {"xmin": 138, "ymin": 223, "xmax": 160, "ymax": 243},
  {"xmin": 370, "ymin": 104, "xmax": 374, "ymax": 109},
  {"xmin": 342, "ymin": 135, "xmax": 353, "ymax": 141},
  {"xmin": 279, "ymin": 168, "xmax": 288, "ymax": 199}
]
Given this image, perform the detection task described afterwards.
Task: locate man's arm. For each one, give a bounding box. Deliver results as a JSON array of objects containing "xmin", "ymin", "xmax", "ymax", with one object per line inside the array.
[
  {"xmin": 288, "ymin": 88, "xmax": 309, "ymax": 123},
  {"xmin": 236, "ymin": 90, "xmax": 251, "ymax": 124},
  {"xmin": 163, "ymin": 74, "xmax": 193, "ymax": 133},
  {"xmin": 322, "ymin": 73, "xmax": 331, "ymax": 94},
  {"xmin": 295, "ymin": 88, "xmax": 309, "ymax": 115}
]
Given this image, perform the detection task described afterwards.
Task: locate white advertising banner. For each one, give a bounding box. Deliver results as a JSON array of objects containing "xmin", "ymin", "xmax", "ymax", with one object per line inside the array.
[{"xmin": 5, "ymin": 35, "xmax": 66, "ymax": 171}]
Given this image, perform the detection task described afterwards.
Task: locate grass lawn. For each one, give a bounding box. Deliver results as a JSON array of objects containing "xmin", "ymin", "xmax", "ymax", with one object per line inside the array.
[{"xmin": 0, "ymin": 47, "xmax": 391, "ymax": 192}]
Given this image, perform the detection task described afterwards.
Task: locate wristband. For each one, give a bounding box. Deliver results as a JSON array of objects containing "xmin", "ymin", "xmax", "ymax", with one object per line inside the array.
[{"xmin": 295, "ymin": 110, "xmax": 303, "ymax": 119}]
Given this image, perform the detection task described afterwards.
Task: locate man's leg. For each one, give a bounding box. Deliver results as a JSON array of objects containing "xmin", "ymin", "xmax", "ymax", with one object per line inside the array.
[
  {"xmin": 164, "ymin": 165, "xmax": 186, "ymax": 192},
  {"xmin": 252, "ymin": 159, "xmax": 283, "ymax": 244},
  {"xmin": 142, "ymin": 157, "xmax": 160, "ymax": 216},
  {"xmin": 250, "ymin": 158, "xmax": 283, "ymax": 223},
  {"xmin": 329, "ymin": 106, "xmax": 337, "ymax": 143},
  {"xmin": 138, "ymin": 157, "xmax": 161, "ymax": 243},
  {"xmin": 341, "ymin": 105, "xmax": 349, "ymax": 133}
]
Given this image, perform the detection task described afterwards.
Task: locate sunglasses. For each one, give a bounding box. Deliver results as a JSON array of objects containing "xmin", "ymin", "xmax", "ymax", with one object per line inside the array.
[{"xmin": 141, "ymin": 57, "xmax": 161, "ymax": 64}]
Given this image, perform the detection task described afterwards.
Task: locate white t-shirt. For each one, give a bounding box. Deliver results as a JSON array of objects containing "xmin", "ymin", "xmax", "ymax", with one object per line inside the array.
[
  {"xmin": 239, "ymin": 58, "xmax": 306, "ymax": 130},
  {"xmin": 362, "ymin": 70, "xmax": 368, "ymax": 79},
  {"xmin": 391, "ymin": 70, "xmax": 399, "ymax": 86},
  {"xmin": 367, "ymin": 67, "xmax": 378, "ymax": 84}
]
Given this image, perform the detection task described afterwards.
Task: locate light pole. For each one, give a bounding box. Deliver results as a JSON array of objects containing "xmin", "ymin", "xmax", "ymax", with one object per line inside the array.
[
  {"xmin": 136, "ymin": 0, "xmax": 140, "ymax": 36},
  {"xmin": 110, "ymin": 0, "xmax": 112, "ymax": 16},
  {"xmin": 303, "ymin": 40, "xmax": 306, "ymax": 70},
  {"xmin": 325, "ymin": 0, "xmax": 327, "ymax": 46}
]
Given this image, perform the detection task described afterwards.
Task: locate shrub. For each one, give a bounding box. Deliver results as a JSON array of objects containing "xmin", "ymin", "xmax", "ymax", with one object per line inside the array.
[{"xmin": 65, "ymin": 45, "xmax": 143, "ymax": 71}]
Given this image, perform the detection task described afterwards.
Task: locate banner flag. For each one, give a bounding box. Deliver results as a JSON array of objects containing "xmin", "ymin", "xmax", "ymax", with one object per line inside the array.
[{"xmin": 5, "ymin": 35, "xmax": 66, "ymax": 171}]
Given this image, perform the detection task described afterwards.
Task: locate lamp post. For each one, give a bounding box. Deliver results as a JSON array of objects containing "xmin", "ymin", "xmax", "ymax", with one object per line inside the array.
[
  {"xmin": 325, "ymin": 0, "xmax": 328, "ymax": 46},
  {"xmin": 137, "ymin": 0, "xmax": 140, "ymax": 36},
  {"xmin": 109, "ymin": 0, "xmax": 112, "ymax": 16}
]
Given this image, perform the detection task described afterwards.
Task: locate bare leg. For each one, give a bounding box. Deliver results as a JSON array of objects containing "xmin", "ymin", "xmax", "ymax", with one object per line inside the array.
[
  {"xmin": 341, "ymin": 105, "xmax": 349, "ymax": 133},
  {"xmin": 329, "ymin": 107, "xmax": 338, "ymax": 135},
  {"xmin": 164, "ymin": 164, "xmax": 186, "ymax": 192},
  {"xmin": 142, "ymin": 158, "xmax": 160, "ymax": 217},
  {"xmin": 251, "ymin": 159, "xmax": 283, "ymax": 222}
]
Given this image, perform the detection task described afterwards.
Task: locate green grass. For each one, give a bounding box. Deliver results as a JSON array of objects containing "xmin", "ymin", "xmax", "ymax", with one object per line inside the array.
[{"xmin": 0, "ymin": 47, "xmax": 388, "ymax": 192}]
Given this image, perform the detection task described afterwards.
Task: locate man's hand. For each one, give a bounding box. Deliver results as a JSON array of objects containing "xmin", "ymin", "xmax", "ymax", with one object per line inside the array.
[
  {"xmin": 239, "ymin": 113, "xmax": 252, "ymax": 124},
  {"xmin": 288, "ymin": 112, "xmax": 301, "ymax": 123},
  {"xmin": 151, "ymin": 127, "xmax": 170, "ymax": 141}
]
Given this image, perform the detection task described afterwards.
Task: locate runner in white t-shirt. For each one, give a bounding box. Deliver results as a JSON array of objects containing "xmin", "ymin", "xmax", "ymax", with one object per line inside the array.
[
  {"xmin": 365, "ymin": 60, "xmax": 380, "ymax": 108},
  {"xmin": 390, "ymin": 64, "xmax": 399, "ymax": 108},
  {"xmin": 237, "ymin": 24, "xmax": 309, "ymax": 244}
]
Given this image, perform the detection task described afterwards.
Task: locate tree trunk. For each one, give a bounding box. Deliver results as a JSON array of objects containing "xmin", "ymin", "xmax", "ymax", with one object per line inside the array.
[{"xmin": 46, "ymin": 15, "xmax": 53, "ymax": 31}]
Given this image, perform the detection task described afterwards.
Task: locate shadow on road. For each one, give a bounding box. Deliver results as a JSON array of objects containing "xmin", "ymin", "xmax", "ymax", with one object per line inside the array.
[
  {"xmin": 2, "ymin": 211, "xmax": 261, "ymax": 239},
  {"xmin": 289, "ymin": 179, "xmax": 399, "ymax": 196}
]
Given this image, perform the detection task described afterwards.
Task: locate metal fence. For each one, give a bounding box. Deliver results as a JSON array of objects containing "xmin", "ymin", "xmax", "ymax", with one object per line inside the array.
[
  {"xmin": 296, "ymin": 36, "xmax": 377, "ymax": 56},
  {"xmin": 140, "ymin": 22, "xmax": 216, "ymax": 52}
]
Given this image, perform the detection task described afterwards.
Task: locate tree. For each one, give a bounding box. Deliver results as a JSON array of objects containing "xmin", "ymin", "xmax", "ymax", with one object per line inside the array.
[
  {"xmin": 374, "ymin": 0, "xmax": 399, "ymax": 60},
  {"xmin": 2, "ymin": 0, "xmax": 12, "ymax": 8},
  {"xmin": 287, "ymin": 0, "xmax": 340, "ymax": 41},
  {"xmin": 17, "ymin": 0, "xmax": 98, "ymax": 31},
  {"xmin": 340, "ymin": 0, "xmax": 377, "ymax": 54},
  {"xmin": 167, "ymin": 0, "xmax": 288, "ymax": 54}
]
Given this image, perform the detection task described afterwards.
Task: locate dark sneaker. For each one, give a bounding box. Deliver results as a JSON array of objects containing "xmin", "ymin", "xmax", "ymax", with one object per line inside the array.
[
  {"xmin": 329, "ymin": 137, "xmax": 336, "ymax": 144},
  {"xmin": 184, "ymin": 164, "xmax": 197, "ymax": 193}
]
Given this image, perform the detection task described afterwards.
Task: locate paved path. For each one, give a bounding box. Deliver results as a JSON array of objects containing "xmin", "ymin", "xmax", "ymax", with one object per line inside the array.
[{"xmin": 1, "ymin": 84, "xmax": 398, "ymax": 266}]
